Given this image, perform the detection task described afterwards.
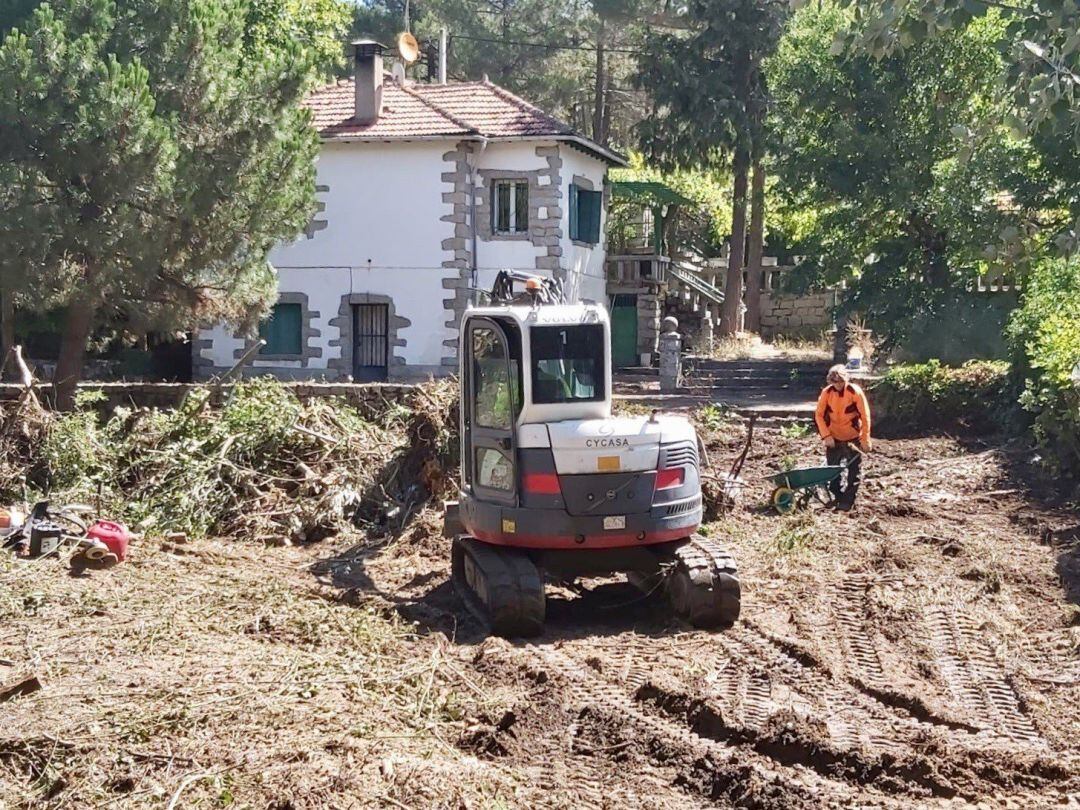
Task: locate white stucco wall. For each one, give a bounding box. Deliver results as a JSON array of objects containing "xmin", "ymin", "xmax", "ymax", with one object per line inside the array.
[
  {"xmin": 559, "ymin": 145, "xmax": 608, "ymax": 305},
  {"xmin": 200, "ymin": 140, "xmax": 457, "ymax": 377},
  {"xmin": 198, "ymin": 136, "xmax": 616, "ymax": 378},
  {"xmin": 271, "ymin": 140, "xmax": 451, "ymax": 270},
  {"xmin": 473, "ymin": 141, "xmax": 551, "ymax": 274}
]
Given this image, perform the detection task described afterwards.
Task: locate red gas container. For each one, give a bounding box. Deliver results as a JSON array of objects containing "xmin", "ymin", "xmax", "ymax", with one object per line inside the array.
[{"xmin": 86, "ymin": 520, "xmax": 130, "ymax": 562}]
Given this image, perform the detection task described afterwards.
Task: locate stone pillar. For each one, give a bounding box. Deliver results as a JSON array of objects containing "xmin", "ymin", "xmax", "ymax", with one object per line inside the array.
[
  {"xmin": 659, "ymin": 316, "xmax": 681, "ymax": 392},
  {"xmin": 700, "ymin": 312, "xmax": 714, "ymax": 355}
]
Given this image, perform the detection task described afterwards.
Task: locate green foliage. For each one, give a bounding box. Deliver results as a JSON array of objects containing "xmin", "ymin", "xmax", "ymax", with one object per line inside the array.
[
  {"xmin": 1007, "ymin": 257, "xmax": 1080, "ymax": 475},
  {"xmin": 636, "ymin": 0, "xmax": 787, "ymax": 169},
  {"xmin": 0, "ymin": 0, "xmax": 345, "ymax": 385},
  {"xmin": 610, "ymin": 153, "xmax": 734, "ymax": 249},
  {"xmin": 354, "ymin": 0, "xmax": 648, "ymax": 148},
  {"xmin": 769, "ymin": 5, "xmax": 1033, "ymax": 349},
  {"xmin": 35, "ymin": 379, "xmax": 403, "ymax": 538},
  {"xmin": 872, "ymin": 359, "xmax": 1014, "ymax": 433},
  {"xmin": 843, "ymin": 0, "xmax": 1080, "ymax": 190},
  {"xmin": 774, "ymin": 512, "xmax": 819, "ymax": 554},
  {"xmin": 895, "ymin": 291, "xmax": 1018, "ymax": 365},
  {"xmin": 247, "ymin": 0, "xmax": 351, "ymax": 78},
  {"xmin": 697, "ymin": 403, "xmax": 733, "ymax": 433},
  {"xmin": 780, "ymin": 422, "xmax": 812, "ymax": 439}
]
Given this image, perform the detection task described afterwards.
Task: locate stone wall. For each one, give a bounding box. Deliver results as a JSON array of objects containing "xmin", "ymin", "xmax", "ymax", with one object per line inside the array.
[
  {"xmin": 636, "ymin": 291, "xmax": 661, "ymax": 360},
  {"xmin": 759, "ymin": 289, "xmax": 837, "ymax": 339},
  {"xmin": 0, "ymin": 381, "xmax": 416, "ymax": 418}
]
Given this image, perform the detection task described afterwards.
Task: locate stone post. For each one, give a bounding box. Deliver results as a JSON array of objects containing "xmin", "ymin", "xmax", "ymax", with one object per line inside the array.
[
  {"xmin": 659, "ymin": 316, "xmax": 681, "ymax": 392},
  {"xmin": 700, "ymin": 312, "xmax": 714, "ymax": 355}
]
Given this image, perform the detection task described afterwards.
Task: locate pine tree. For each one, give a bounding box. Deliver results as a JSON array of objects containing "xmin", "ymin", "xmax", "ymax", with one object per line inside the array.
[
  {"xmin": 636, "ymin": 0, "xmax": 786, "ymax": 335},
  {"xmin": 0, "ymin": 0, "xmax": 348, "ymax": 406}
]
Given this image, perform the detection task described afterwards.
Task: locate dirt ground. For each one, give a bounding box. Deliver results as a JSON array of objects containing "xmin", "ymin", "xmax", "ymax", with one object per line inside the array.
[{"xmin": 3, "ymin": 420, "xmax": 1080, "ymax": 808}]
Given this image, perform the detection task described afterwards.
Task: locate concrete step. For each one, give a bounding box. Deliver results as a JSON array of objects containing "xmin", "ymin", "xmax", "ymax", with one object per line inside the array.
[
  {"xmin": 683, "ymin": 383, "xmax": 819, "ymax": 393},
  {"xmin": 685, "ymin": 373, "xmax": 822, "ymax": 385}
]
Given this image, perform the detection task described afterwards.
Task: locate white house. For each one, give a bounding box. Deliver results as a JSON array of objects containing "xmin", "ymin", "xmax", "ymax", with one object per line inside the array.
[{"xmin": 195, "ymin": 41, "xmax": 626, "ymax": 381}]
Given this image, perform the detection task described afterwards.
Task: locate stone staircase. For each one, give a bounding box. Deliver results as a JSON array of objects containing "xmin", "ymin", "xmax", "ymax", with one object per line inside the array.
[
  {"xmin": 614, "ymin": 356, "xmax": 831, "ymax": 426},
  {"xmin": 683, "ymin": 358, "xmax": 830, "ymax": 421}
]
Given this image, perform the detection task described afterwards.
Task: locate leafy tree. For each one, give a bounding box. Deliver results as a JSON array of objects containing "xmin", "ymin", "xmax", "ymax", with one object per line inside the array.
[
  {"xmin": 768, "ymin": 5, "xmax": 1032, "ymax": 350},
  {"xmin": 842, "ymin": 0, "xmax": 1080, "ymax": 148},
  {"xmin": 610, "ymin": 152, "xmax": 734, "ymax": 245},
  {"xmin": 636, "ymin": 0, "xmax": 787, "ymax": 335},
  {"xmin": 0, "ymin": 0, "xmax": 347, "ymax": 406},
  {"xmin": 842, "ymin": 0, "xmax": 1080, "ymax": 247},
  {"xmin": 1007, "ymin": 256, "xmax": 1080, "ymax": 475}
]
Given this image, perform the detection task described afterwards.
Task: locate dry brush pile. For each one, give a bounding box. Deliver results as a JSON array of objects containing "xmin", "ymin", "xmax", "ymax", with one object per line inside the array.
[{"xmin": 0, "ymin": 377, "xmax": 460, "ymax": 545}]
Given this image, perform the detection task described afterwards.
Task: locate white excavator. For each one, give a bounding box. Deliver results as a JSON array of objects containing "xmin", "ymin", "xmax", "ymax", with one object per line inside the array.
[{"xmin": 444, "ymin": 271, "xmax": 740, "ymax": 637}]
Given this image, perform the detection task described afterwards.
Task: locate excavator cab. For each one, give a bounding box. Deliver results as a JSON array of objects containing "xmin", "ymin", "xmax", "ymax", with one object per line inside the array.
[{"xmin": 447, "ymin": 271, "xmax": 740, "ymax": 637}]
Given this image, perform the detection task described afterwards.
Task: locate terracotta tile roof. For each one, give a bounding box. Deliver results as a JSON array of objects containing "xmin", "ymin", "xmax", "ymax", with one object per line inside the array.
[
  {"xmin": 411, "ymin": 81, "xmax": 576, "ymax": 138},
  {"xmin": 305, "ymin": 76, "xmax": 621, "ymax": 163},
  {"xmin": 307, "ymin": 78, "xmax": 472, "ymax": 137}
]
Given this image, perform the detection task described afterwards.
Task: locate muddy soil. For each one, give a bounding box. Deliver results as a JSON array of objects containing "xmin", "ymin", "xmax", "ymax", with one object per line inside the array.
[
  {"xmin": 4, "ymin": 425, "xmax": 1078, "ymax": 807},
  {"xmin": 325, "ymin": 425, "xmax": 1080, "ymax": 808}
]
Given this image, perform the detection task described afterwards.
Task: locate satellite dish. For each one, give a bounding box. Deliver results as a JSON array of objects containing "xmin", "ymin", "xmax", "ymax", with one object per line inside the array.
[
  {"xmin": 397, "ymin": 31, "xmax": 420, "ymax": 64},
  {"xmin": 391, "ymin": 61, "xmax": 406, "ymax": 85}
]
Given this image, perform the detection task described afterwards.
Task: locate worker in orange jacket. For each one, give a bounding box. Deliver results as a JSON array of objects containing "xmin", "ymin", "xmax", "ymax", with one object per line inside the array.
[{"xmin": 814, "ymin": 365, "xmax": 872, "ymax": 511}]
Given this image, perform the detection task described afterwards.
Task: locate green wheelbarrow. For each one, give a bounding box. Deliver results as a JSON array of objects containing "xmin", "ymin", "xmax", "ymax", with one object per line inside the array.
[{"xmin": 766, "ymin": 459, "xmax": 853, "ymax": 514}]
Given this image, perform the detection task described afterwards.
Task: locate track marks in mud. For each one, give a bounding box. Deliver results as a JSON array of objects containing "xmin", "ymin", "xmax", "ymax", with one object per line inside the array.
[
  {"xmin": 472, "ymin": 624, "xmax": 1073, "ymax": 808},
  {"xmin": 926, "ymin": 604, "xmax": 1046, "ymax": 748},
  {"xmin": 638, "ymin": 682, "xmax": 963, "ymax": 801},
  {"xmin": 833, "ymin": 574, "xmax": 891, "ymax": 686},
  {"xmin": 722, "ymin": 624, "xmax": 911, "ymax": 754},
  {"xmin": 829, "ymin": 573, "xmax": 1048, "ymax": 748},
  {"xmin": 531, "ymin": 645, "xmax": 869, "ymax": 807}
]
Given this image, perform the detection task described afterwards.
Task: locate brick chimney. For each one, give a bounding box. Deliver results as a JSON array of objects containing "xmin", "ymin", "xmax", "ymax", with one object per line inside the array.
[{"xmin": 353, "ymin": 40, "xmax": 385, "ymax": 124}]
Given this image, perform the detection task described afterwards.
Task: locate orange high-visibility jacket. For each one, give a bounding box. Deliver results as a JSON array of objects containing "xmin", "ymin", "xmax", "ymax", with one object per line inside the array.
[{"xmin": 814, "ymin": 382, "xmax": 871, "ymax": 445}]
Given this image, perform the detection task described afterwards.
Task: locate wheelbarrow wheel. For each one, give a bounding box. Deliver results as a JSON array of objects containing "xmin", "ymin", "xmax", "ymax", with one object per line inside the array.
[{"xmin": 771, "ymin": 486, "xmax": 797, "ymax": 515}]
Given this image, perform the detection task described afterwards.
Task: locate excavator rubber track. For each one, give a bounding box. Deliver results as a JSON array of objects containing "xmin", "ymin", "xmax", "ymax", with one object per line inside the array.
[
  {"xmin": 452, "ymin": 536, "xmax": 546, "ymax": 638},
  {"xmin": 663, "ymin": 535, "xmax": 741, "ymax": 628}
]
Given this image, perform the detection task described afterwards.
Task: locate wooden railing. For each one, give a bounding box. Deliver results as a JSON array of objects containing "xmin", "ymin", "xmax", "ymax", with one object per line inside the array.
[{"xmin": 605, "ymin": 253, "xmax": 670, "ymax": 285}]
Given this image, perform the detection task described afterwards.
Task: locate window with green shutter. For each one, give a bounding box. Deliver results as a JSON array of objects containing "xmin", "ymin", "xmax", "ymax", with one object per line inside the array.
[
  {"xmin": 570, "ymin": 184, "xmax": 602, "ymax": 245},
  {"xmin": 259, "ymin": 302, "xmax": 303, "ymax": 356}
]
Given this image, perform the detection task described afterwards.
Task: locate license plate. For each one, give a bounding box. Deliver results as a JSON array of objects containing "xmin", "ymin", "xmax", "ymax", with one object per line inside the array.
[{"xmin": 603, "ymin": 515, "xmax": 626, "ymax": 530}]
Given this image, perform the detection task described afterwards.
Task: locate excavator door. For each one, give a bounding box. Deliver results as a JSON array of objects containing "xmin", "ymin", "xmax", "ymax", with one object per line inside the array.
[{"xmin": 463, "ymin": 317, "xmax": 519, "ymax": 507}]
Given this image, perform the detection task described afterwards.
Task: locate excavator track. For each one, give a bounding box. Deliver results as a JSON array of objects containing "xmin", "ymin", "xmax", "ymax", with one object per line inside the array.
[
  {"xmin": 662, "ymin": 535, "xmax": 741, "ymax": 628},
  {"xmin": 451, "ymin": 536, "xmax": 545, "ymax": 638}
]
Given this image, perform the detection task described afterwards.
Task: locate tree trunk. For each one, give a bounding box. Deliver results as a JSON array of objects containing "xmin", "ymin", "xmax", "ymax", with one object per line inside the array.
[
  {"xmin": 54, "ymin": 298, "xmax": 96, "ymax": 410},
  {"xmin": 0, "ymin": 289, "xmax": 13, "ymax": 379},
  {"xmin": 744, "ymin": 157, "xmax": 766, "ymax": 334},
  {"xmin": 593, "ymin": 18, "xmax": 607, "ymax": 146},
  {"xmin": 720, "ymin": 148, "xmax": 749, "ymax": 336},
  {"xmin": 833, "ymin": 305, "xmax": 848, "ymax": 365}
]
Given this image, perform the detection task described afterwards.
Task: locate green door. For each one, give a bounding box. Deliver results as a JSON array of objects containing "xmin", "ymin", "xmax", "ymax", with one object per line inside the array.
[{"xmin": 610, "ymin": 294, "xmax": 639, "ymax": 368}]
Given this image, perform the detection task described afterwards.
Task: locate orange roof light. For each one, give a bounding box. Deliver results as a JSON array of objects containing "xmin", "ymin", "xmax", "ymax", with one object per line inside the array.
[{"xmin": 525, "ymin": 277, "xmax": 542, "ymax": 291}]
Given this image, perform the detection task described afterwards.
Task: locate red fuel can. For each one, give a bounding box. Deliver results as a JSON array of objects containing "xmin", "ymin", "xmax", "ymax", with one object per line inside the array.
[{"xmin": 86, "ymin": 520, "xmax": 130, "ymax": 562}]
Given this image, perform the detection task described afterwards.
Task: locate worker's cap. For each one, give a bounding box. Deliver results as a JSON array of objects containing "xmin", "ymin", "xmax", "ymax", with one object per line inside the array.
[{"xmin": 827, "ymin": 364, "xmax": 850, "ymax": 383}]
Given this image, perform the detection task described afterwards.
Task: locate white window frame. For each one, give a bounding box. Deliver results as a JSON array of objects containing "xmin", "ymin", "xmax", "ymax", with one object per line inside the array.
[{"xmin": 493, "ymin": 179, "xmax": 529, "ymax": 235}]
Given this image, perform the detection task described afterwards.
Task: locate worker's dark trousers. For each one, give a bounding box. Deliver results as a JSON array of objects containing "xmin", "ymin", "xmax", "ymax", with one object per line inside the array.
[{"xmin": 826, "ymin": 441, "xmax": 862, "ymax": 505}]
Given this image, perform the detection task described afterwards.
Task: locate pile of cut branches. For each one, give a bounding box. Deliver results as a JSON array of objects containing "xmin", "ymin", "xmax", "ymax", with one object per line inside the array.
[{"xmin": 0, "ymin": 378, "xmax": 460, "ymax": 544}]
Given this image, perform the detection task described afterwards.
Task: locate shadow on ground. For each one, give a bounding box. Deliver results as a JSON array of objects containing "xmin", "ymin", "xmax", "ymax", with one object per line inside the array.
[{"xmin": 309, "ymin": 530, "xmax": 685, "ymax": 645}]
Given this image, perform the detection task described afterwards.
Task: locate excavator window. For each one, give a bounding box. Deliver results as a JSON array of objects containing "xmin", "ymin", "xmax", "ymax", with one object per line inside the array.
[
  {"xmin": 472, "ymin": 327, "xmax": 513, "ymax": 429},
  {"xmin": 530, "ymin": 325, "xmax": 605, "ymax": 404}
]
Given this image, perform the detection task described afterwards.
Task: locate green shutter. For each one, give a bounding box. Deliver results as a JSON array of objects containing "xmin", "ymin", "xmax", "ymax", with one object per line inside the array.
[
  {"xmin": 587, "ymin": 190, "xmax": 602, "ymax": 244},
  {"xmin": 259, "ymin": 302, "xmax": 303, "ymax": 355},
  {"xmin": 569, "ymin": 185, "xmax": 602, "ymax": 245},
  {"xmin": 514, "ymin": 182, "xmax": 528, "ymax": 232},
  {"xmin": 495, "ymin": 182, "xmax": 511, "ymax": 233},
  {"xmin": 569, "ymin": 184, "xmax": 579, "ymax": 241}
]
